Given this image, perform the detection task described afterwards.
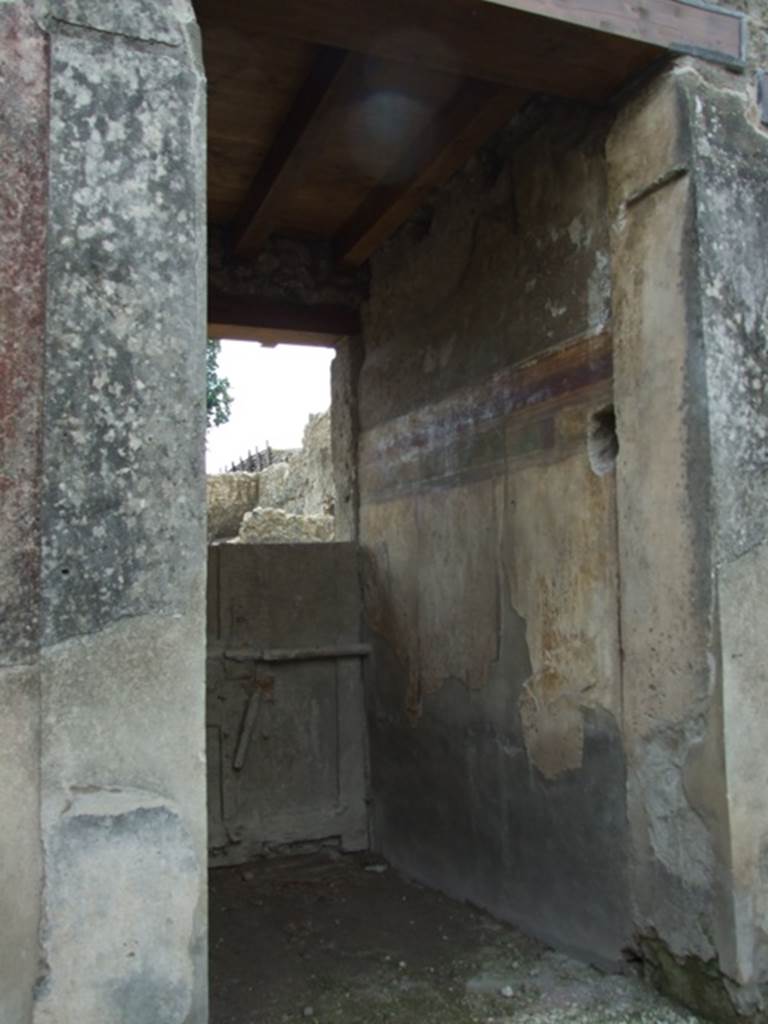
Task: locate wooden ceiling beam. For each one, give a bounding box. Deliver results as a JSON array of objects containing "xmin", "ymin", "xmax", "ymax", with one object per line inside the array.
[
  {"xmin": 208, "ymin": 291, "xmax": 360, "ymax": 346},
  {"xmin": 195, "ymin": 0, "xmax": 664, "ymax": 103},
  {"xmin": 231, "ymin": 46, "xmax": 352, "ymax": 255},
  {"xmin": 481, "ymin": 0, "xmax": 745, "ymax": 67},
  {"xmin": 336, "ymin": 83, "xmax": 529, "ymax": 267}
]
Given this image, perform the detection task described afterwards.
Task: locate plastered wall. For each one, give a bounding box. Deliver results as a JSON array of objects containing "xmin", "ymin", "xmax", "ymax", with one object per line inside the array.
[
  {"xmin": 358, "ymin": 47, "xmax": 768, "ymax": 1017},
  {"xmin": 358, "ymin": 106, "xmax": 631, "ymax": 965}
]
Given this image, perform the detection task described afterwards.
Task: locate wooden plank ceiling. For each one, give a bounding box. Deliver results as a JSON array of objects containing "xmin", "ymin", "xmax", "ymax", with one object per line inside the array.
[{"xmin": 195, "ymin": 0, "xmax": 743, "ymax": 335}]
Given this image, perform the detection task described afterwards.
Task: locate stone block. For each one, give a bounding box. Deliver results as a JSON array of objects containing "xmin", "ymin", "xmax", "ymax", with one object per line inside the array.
[
  {"xmin": 207, "ymin": 473, "xmax": 260, "ymax": 541},
  {"xmin": 238, "ymin": 507, "xmax": 334, "ymax": 544},
  {"xmin": 34, "ymin": 789, "xmax": 200, "ymax": 1024}
]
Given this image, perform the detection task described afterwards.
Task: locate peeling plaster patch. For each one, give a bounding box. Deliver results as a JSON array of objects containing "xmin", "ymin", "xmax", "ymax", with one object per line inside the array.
[
  {"xmin": 519, "ymin": 686, "xmax": 585, "ymax": 779},
  {"xmin": 516, "ymin": 578, "xmax": 594, "ymax": 780},
  {"xmin": 506, "ymin": 457, "xmax": 620, "ymax": 780},
  {"xmin": 637, "ymin": 728, "xmax": 716, "ymax": 894},
  {"xmin": 639, "ymin": 935, "xmax": 745, "ymax": 1024}
]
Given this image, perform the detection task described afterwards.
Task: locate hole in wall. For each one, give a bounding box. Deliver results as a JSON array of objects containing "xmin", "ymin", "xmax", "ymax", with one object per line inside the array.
[{"xmin": 587, "ymin": 405, "xmax": 618, "ymax": 476}]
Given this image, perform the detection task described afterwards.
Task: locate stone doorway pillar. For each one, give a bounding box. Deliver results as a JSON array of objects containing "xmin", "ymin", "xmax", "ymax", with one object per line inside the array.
[
  {"xmin": 0, "ymin": 2, "xmax": 208, "ymax": 1021},
  {"xmin": 609, "ymin": 63, "xmax": 768, "ymax": 1018}
]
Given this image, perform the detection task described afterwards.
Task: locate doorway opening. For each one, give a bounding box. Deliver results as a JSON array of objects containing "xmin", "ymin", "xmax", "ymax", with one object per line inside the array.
[{"xmin": 191, "ymin": 1, "xmax": 737, "ymax": 1022}]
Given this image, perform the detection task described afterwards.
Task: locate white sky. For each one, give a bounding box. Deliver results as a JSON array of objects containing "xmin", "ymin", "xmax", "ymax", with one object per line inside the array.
[{"xmin": 206, "ymin": 339, "xmax": 335, "ymax": 472}]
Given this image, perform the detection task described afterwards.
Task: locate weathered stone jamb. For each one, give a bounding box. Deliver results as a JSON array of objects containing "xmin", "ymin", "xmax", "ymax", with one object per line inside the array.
[
  {"xmin": 24, "ymin": 2, "xmax": 210, "ymax": 1022},
  {"xmin": 683, "ymin": 53, "xmax": 768, "ymax": 1008},
  {"xmin": 658, "ymin": 61, "xmax": 768, "ymax": 1015},
  {"xmin": 608, "ymin": 60, "xmax": 724, "ymax": 996},
  {"xmin": 331, "ymin": 336, "xmax": 363, "ymax": 542},
  {"xmin": 609, "ymin": 51, "xmax": 768, "ymax": 1019}
]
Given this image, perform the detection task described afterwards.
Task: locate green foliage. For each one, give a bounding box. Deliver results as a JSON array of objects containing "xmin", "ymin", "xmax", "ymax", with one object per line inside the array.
[{"xmin": 207, "ymin": 339, "xmax": 233, "ymax": 429}]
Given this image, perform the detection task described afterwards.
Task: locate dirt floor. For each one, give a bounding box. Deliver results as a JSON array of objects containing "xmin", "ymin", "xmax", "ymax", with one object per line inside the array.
[{"xmin": 210, "ymin": 852, "xmax": 703, "ymax": 1024}]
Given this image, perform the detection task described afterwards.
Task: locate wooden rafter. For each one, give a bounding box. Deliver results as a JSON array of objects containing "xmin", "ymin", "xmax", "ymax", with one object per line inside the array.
[
  {"xmin": 336, "ymin": 83, "xmax": 529, "ymax": 267},
  {"xmin": 480, "ymin": 0, "xmax": 744, "ymax": 67},
  {"xmin": 208, "ymin": 291, "xmax": 360, "ymax": 346},
  {"xmin": 199, "ymin": 0, "xmax": 745, "ymax": 271},
  {"xmin": 199, "ymin": 0, "xmax": 743, "ymax": 83},
  {"xmin": 231, "ymin": 46, "xmax": 352, "ymax": 254},
  {"xmin": 196, "ymin": 0, "xmax": 666, "ymax": 103}
]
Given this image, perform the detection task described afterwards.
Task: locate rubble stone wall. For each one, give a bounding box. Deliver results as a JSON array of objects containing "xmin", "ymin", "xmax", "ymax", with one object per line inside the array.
[{"xmin": 208, "ymin": 409, "xmax": 335, "ymax": 543}]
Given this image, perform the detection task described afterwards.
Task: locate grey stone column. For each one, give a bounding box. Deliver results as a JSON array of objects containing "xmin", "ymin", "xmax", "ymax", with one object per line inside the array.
[
  {"xmin": 4, "ymin": 1, "xmax": 209, "ymax": 1021},
  {"xmin": 608, "ymin": 59, "xmax": 768, "ymax": 1018}
]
